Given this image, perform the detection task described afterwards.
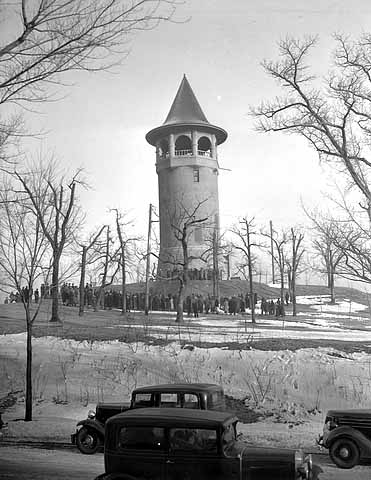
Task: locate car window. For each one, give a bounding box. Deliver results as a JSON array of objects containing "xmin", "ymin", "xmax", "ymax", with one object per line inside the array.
[
  {"xmin": 118, "ymin": 426, "xmax": 165, "ymax": 451},
  {"xmin": 183, "ymin": 393, "xmax": 199, "ymax": 409},
  {"xmin": 169, "ymin": 428, "xmax": 217, "ymax": 454},
  {"xmin": 160, "ymin": 393, "xmax": 180, "ymax": 407},
  {"xmin": 133, "ymin": 393, "xmax": 152, "ymax": 407},
  {"xmin": 207, "ymin": 391, "xmax": 224, "ymax": 409}
]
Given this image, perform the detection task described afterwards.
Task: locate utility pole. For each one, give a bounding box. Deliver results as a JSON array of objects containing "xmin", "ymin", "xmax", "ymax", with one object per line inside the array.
[
  {"xmin": 212, "ymin": 229, "xmax": 220, "ymax": 305},
  {"xmin": 144, "ymin": 204, "xmax": 153, "ymax": 316},
  {"xmin": 270, "ymin": 220, "xmax": 275, "ymax": 284}
]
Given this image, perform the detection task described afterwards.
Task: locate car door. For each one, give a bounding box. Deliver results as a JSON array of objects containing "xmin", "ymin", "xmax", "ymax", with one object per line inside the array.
[
  {"xmin": 116, "ymin": 425, "xmax": 167, "ymax": 480},
  {"xmin": 166, "ymin": 426, "xmax": 236, "ymax": 480}
]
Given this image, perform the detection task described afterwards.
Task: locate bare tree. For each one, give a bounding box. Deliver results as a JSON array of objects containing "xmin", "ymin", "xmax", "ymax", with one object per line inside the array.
[
  {"xmin": 252, "ymin": 35, "xmax": 371, "ymax": 212},
  {"xmin": 78, "ymin": 225, "xmax": 107, "ymax": 316},
  {"xmin": 285, "ymin": 227, "xmax": 305, "ymax": 316},
  {"xmin": 13, "ymin": 161, "xmax": 84, "ymax": 322},
  {"xmin": 230, "ymin": 216, "xmax": 262, "ymax": 324},
  {"xmin": 252, "ymin": 35, "xmax": 371, "ymax": 282},
  {"xmin": 305, "ymin": 208, "xmax": 344, "ymax": 303},
  {"xmin": 0, "ymin": 0, "xmax": 180, "ymax": 161},
  {"xmin": 112, "ymin": 208, "xmax": 140, "ymax": 314},
  {"xmin": 330, "ymin": 208, "xmax": 371, "ymax": 284},
  {"xmin": 156, "ymin": 199, "xmax": 209, "ymax": 323},
  {"xmin": 93, "ymin": 225, "xmax": 120, "ymax": 310},
  {"xmin": 262, "ymin": 227, "xmax": 289, "ymax": 304},
  {"xmin": 0, "ymin": 183, "xmax": 51, "ymax": 421},
  {"xmin": 202, "ymin": 229, "xmax": 230, "ymax": 307}
]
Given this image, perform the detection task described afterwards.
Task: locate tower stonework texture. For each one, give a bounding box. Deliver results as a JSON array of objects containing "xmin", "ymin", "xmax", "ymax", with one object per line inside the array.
[{"xmin": 146, "ymin": 75, "xmax": 228, "ymax": 278}]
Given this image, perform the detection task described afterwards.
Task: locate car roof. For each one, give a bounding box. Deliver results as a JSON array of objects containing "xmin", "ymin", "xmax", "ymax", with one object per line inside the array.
[
  {"xmin": 107, "ymin": 408, "xmax": 237, "ymax": 429},
  {"xmin": 132, "ymin": 383, "xmax": 223, "ymax": 394}
]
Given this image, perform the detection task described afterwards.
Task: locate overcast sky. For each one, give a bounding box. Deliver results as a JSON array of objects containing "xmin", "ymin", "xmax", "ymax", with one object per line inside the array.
[{"xmin": 19, "ymin": 0, "xmax": 371, "ymax": 244}]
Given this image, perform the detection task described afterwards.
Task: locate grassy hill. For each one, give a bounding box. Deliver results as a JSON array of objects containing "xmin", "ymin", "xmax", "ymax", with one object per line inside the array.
[{"xmin": 122, "ymin": 278, "xmax": 371, "ymax": 304}]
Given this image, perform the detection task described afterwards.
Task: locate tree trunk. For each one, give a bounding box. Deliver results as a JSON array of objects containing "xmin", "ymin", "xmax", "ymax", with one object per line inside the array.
[
  {"xmin": 280, "ymin": 269, "xmax": 285, "ymax": 305},
  {"xmin": 248, "ymin": 260, "xmax": 255, "ymax": 324},
  {"xmin": 25, "ymin": 315, "xmax": 33, "ymax": 421},
  {"xmin": 50, "ymin": 251, "xmax": 60, "ymax": 322},
  {"xmin": 176, "ymin": 280, "xmax": 184, "ymax": 323},
  {"xmin": 287, "ymin": 267, "xmax": 293, "ymax": 302},
  {"xmin": 176, "ymin": 226, "xmax": 189, "ymax": 323},
  {"xmin": 292, "ymin": 275, "xmax": 297, "ymax": 316},
  {"xmin": 246, "ymin": 224, "xmax": 256, "ymax": 324},
  {"xmin": 329, "ymin": 271, "xmax": 335, "ymax": 304},
  {"xmin": 95, "ymin": 227, "xmax": 110, "ymax": 311},
  {"xmin": 79, "ymin": 246, "xmax": 87, "ymax": 316}
]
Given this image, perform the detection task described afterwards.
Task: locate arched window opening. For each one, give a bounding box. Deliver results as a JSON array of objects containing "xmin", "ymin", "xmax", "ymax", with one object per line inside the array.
[
  {"xmin": 159, "ymin": 139, "xmax": 169, "ymax": 157},
  {"xmin": 198, "ymin": 136, "xmax": 211, "ymax": 157},
  {"xmin": 175, "ymin": 135, "xmax": 192, "ymax": 156}
]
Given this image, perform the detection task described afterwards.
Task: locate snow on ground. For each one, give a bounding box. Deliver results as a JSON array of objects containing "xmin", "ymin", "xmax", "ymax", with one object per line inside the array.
[
  {"xmin": 1, "ymin": 294, "xmax": 371, "ymax": 451},
  {"xmin": 296, "ymin": 295, "xmax": 369, "ymax": 312},
  {"xmin": 109, "ymin": 317, "xmax": 371, "ymax": 342},
  {"xmin": 312, "ymin": 300, "xmax": 369, "ymax": 313}
]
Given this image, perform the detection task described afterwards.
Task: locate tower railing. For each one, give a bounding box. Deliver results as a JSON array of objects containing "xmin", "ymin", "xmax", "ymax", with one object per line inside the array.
[
  {"xmin": 174, "ymin": 149, "xmax": 192, "ymax": 156},
  {"xmin": 159, "ymin": 150, "xmax": 213, "ymax": 158},
  {"xmin": 197, "ymin": 150, "xmax": 211, "ymax": 157}
]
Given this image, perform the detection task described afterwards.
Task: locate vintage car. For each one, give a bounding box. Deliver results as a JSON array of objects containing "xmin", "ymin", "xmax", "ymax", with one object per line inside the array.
[
  {"xmin": 72, "ymin": 383, "xmax": 225, "ymax": 454},
  {"xmin": 94, "ymin": 408, "xmax": 320, "ymax": 480},
  {"xmin": 318, "ymin": 408, "xmax": 371, "ymax": 468}
]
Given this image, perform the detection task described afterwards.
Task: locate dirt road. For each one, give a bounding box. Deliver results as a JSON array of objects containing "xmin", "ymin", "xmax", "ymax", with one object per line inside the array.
[{"xmin": 0, "ymin": 445, "xmax": 369, "ymax": 479}]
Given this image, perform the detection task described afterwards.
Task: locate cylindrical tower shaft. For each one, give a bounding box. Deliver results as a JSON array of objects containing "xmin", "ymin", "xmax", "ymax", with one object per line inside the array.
[{"xmin": 146, "ymin": 75, "xmax": 227, "ymax": 279}]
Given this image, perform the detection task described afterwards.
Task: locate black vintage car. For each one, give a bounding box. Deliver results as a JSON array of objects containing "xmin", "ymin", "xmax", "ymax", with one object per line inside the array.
[
  {"xmin": 318, "ymin": 408, "xmax": 371, "ymax": 468},
  {"xmin": 72, "ymin": 383, "xmax": 225, "ymax": 454},
  {"xmin": 94, "ymin": 408, "xmax": 320, "ymax": 480}
]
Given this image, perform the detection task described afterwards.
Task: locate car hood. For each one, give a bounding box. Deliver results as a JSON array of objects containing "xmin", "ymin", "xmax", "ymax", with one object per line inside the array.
[
  {"xmin": 231, "ymin": 442, "xmax": 294, "ymax": 464},
  {"xmin": 97, "ymin": 402, "xmax": 131, "ymax": 409},
  {"xmin": 327, "ymin": 409, "xmax": 371, "ymax": 419}
]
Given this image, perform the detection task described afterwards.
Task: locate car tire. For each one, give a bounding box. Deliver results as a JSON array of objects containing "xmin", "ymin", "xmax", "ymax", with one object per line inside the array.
[
  {"xmin": 329, "ymin": 438, "xmax": 360, "ymax": 469},
  {"xmin": 76, "ymin": 426, "xmax": 101, "ymax": 454}
]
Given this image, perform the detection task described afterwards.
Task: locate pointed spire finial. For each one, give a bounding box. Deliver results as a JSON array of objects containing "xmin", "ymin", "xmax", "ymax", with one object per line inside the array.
[
  {"xmin": 146, "ymin": 75, "xmax": 227, "ymax": 146},
  {"xmin": 164, "ymin": 75, "xmax": 208, "ymax": 125}
]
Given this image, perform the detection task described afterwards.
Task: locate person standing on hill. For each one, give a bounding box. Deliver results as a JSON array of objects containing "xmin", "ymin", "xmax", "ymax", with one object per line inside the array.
[
  {"xmin": 192, "ymin": 294, "xmax": 199, "ymax": 318},
  {"xmin": 285, "ymin": 291, "xmax": 290, "ymax": 305}
]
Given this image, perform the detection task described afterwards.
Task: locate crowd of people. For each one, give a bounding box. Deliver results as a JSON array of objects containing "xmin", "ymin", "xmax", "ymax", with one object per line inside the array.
[
  {"xmin": 4, "ymin": 281, "xmax": 291, "ymax": 318},
  {"xmin": 4, "ymin": 286, "xmax": 39, "ymax": 304}
]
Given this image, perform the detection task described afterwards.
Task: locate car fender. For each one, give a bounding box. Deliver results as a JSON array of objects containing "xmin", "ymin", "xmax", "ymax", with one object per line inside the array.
[
  {"xmin": 326, "ymin": 426, "xmax": 371, "ymax": 456},
  {"xmin": 76, "ymin": 418, "xmax": 105, "ymax": 436}
]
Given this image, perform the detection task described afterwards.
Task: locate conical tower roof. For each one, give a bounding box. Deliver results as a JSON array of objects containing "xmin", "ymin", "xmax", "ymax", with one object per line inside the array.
[
  {"xmin": 146, "ymin": 75, "xmax": 227, "ymax": 146},
  {"xmin": 163, "ymin": 75, "xmax": 209, "ymax": 125}
]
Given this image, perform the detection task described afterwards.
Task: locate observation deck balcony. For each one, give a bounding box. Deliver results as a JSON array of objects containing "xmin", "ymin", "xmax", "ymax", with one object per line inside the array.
[{"xmin": 160, "ymin": 149, "xmax": 212, "ymax": 159}]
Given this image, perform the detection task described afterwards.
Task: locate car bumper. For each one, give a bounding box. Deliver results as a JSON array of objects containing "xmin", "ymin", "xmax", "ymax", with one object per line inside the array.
[{"xmin": 71, "ymin": 432, "xmax": 76, "ymax": 445}]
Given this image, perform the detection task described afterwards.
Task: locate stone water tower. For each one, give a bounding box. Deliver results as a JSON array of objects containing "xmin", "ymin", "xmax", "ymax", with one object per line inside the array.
[{"xmin": 146, "ymin": 75, "xmax": 228, "ymax": 278}]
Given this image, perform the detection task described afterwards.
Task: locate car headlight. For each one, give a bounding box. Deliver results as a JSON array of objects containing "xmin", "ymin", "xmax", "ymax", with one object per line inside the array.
[
  {"xmin": 87, "ymin": 409, "xmax": 96, "ymax": 419},
  {"xmin": 296, "ymin": 453, "xmax": 313, "ymax": 479},
  {"xmin": 325, "ymin": 418, "xmax": 337, "ymax": 430},
  {"xmin": 295, "ymin": 450, "xmax": 304, "ymax": 470}
]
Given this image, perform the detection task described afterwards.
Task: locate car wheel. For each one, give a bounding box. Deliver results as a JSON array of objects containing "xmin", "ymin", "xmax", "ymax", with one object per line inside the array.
[
  {"xmin": 329, "ymin": 438, "xmax": 360, "ymax": 469},
  {"xmin": 76, "ymin": 426, "xmax": 101, "ymax": 454}
]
